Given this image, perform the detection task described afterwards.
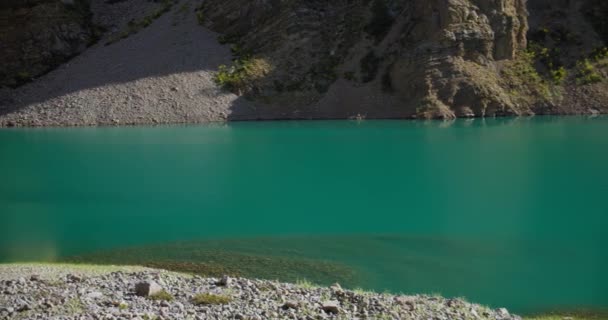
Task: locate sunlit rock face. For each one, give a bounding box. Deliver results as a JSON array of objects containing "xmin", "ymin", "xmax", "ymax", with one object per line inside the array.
[{"xmin": 199, "ymin": 0, "xmax": 531, "ymax": 119}]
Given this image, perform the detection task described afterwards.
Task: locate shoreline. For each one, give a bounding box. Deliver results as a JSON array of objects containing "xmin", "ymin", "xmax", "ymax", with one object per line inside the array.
[
  {"xmin": 0, "ymin": 263, "xmax": 521, "ymax": 320},
  {"xmin": 0, "ymin": 263, "xmax": 604, "ymax": 320},
  {"xmin": 0, "ymin": 113, "xmax": 605, "ymax": 130}
]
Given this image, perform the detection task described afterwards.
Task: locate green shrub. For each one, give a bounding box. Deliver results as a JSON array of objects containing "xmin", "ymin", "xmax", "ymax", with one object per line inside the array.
[
  {"xmin": 192, "ymin": 293, "xmax": 232, "ymax": 305},
  {"xmin": 550, "ymin": 66, "xmax": 567, "ymax": 84},
  {"xmin": 576, "ymin": 59, "xmax": 603, "ymax": 85},
  {"xmin": 196, "ymin": 10, "xmax": 204, "ymax": 25},
  {"xmin": 215, "ymin": 57, "xmax": 272, "ymax": 94},
  {"xmin": 590, "ymin": 47, "xmax": 608, "ymax": 61}
]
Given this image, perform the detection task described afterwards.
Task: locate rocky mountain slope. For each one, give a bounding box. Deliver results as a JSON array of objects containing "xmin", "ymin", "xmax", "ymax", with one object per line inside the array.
[
  {"xmin": 0, "ymin": 0, "xmax": 251, "ymax": 127},
  {"xmin": 0, "ymin": 0, "xmax": 606, "ymax": 126},
  {"xmin": 200, "ymin": 0, "xmax": 608, "ymax": 120}
]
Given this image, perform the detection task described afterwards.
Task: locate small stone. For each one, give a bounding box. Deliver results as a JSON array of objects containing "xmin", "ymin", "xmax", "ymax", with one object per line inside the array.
[
  {"xmin": 497, "ymin": 308, "xmax": 510, "ymax": 318},
  {"xmin": 394, "ymin": 296, "xmax": 415, "ymax": 311},
  {"xmin": 330, "ymin": 283, "xmax": 342, "ymax": 291},
  {"xmin": 134, "ymin": 281, "xmax": 163, "ymax": 297},
  {"xmin": 471, "ymin": 308, "xmax": 480, "ymax": 319},
  {"xmin": 321, "ymin": 301, "xmax": 340, "ymax": 314},
  {"xmin": 67, "ymin": 274, "xmax": 83, "ymax": 282},
  {"xmin": 30, "ymin": 275, "xmax": 40, "ymax": 282},
  {"xmin": 87, "ymin": 291, "xmax": 104, "ymax": 299},
  {"xmin": 281, "ymin": 301, "xmax": 299, "ymax": 310},
  {"xmin": 17, "ymin": 304, "xmax": 31, "ymax": 312},
  {"xmin": 216, "ymin": 275, "xmax": 232, "ymax": 286}
]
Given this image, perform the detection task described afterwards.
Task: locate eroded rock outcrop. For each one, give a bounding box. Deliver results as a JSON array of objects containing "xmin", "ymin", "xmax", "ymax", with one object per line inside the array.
[
  {"xmin": 200, "ymin": 0, "xmax": 607, "ymax": 119},
  {"xmin": 200, "ymin": 0, "xmax": 531, "ymax": 119}
]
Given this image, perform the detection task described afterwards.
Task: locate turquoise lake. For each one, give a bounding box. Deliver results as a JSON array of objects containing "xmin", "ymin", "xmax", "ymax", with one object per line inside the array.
[{"xmin": 1, "ymin": 117, "xmax": 607, "ymax": 315}]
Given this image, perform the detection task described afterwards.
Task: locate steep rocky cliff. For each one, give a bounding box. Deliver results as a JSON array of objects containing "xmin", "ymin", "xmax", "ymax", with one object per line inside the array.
[
  {"xmin": 0, "ymin": 0, "xmax": 96, "ymax": 88},
  {"xmin": 200, "ymin": 0, "xmax": 607, "ymax": 119}
]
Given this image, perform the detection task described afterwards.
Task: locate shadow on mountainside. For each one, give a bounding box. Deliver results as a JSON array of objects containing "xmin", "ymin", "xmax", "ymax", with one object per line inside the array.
[{"xmin": 0, "ymin": 0, "xmax": 255, "ymax": 124}]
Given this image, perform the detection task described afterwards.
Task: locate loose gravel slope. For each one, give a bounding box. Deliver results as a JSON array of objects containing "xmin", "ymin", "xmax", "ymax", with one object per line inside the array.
[{"xmin": 0, "ymin": 0, "xmax": 253, "ymax": 127}]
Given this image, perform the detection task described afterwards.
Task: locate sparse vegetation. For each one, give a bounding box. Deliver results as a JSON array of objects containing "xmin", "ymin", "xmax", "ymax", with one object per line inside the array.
[
  {"xmin": 590, "ymin": 47, "xmax": 608, "ymax": 61},
  {"xmin": 105, "ymin": 0, "xmax": 174, "ymax": 45},
  {"xmin": 501, "ymin": 50, "xmax": 551, "ymax": 101},
  {"xmin": 295, "ymin": 279, "xmax": 317, "ymax": 289},
  {"xmin": 149, "ymin": 290, "xmax": 175, "ymax": 301},
  {"xmin": 192, "ymin": 293, "xmax": 232, "ymax": 305},
  {"xmin": 550, "ymin": 66, "xmax": 567, "ymax": 84},
  {"xmin": 215, "ymin": 57, "xmax": 272, "ymax": 94},
  {"xmin": 575, "ymin": 59, "xmax": 603, "ymax": 85},
  {"xmin": 196, "ymin": 10, "xmax": 204, "ymax": 25}
]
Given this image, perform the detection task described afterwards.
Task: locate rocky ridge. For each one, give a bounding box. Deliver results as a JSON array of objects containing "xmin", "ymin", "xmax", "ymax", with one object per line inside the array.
[{"xmin": 0, "ymin": 264, "xmax": 522, "ymax": 320}]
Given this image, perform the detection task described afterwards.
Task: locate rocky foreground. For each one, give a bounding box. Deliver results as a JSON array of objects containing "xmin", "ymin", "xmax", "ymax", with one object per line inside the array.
[{"xmin": 0, "ymin": 264, "xmax": 520, "ymax": 320}]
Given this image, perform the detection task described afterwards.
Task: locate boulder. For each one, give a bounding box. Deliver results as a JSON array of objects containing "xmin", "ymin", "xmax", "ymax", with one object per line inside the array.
[
  {"xmin": 216, "ymin": 275, "xmax": 232, "ymax": 287},
  {"xmin": 321, "ymin": 301, "xmax": 340, "ymax": 314},
  {"xmin": 134, "ymin": 281, "xmax": 163, "ymax": 297}
]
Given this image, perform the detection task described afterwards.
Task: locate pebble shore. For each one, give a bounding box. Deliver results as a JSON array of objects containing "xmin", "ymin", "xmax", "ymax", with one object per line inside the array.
[{"xmin": 0, "ymin": 264, "xmax": 521, "ymax": 320}]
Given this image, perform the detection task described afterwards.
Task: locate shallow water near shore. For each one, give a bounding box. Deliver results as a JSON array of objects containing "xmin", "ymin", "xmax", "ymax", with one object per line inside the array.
[{"xmin": 1, "ymin": 117, "xmax": 607, "ymax": 314}]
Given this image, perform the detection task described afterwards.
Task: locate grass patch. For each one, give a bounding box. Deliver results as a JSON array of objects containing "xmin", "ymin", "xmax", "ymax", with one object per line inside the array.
[
  {"xmin": 295, "ymin": 278, "xmax": 317, "ymax": 289},
  {"xmin": 149, "ymin": 290, "xmax": 174, "ymax": 301},
  {"xmin": 192, "ymin": 293, "xmax": 232, "ymax": 305}
]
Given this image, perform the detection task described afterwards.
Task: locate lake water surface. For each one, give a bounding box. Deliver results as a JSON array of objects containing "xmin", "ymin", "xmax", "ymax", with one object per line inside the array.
[{"xmin": 1, "ymin": 117, "xmax": 607, "ymax": 314}]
